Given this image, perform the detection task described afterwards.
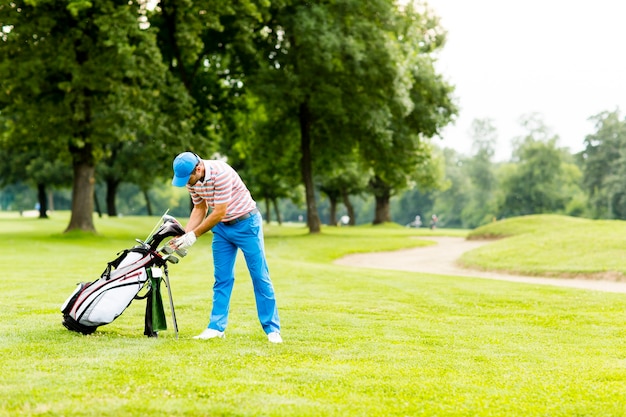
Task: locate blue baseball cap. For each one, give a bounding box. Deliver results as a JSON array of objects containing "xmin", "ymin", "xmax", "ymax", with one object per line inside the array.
[{"xmin": 172, "ymin": 152, "xmax": 200, "ymax": 187}]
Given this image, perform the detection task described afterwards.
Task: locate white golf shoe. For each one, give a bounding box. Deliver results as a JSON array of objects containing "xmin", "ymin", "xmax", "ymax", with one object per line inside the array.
[
  {"xmin": 193, "ymin": 328, "xmax": 225, "ymax": 340},
  {"xmin": 267, "ymin": 332, "xmax": 283, "ymax": 344}
]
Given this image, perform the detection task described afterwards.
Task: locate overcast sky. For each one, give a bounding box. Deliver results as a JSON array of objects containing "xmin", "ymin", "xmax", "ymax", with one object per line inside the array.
[{"xmin": 423, "ymin": 0, "xmax": 626, "ymax": 161}]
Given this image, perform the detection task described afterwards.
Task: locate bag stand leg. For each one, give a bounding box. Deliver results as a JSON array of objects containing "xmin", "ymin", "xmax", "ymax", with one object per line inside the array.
[
  {"xmin": 144, "ymin": 289, "xmax": 158, "ymax": 338},
  {"xmin": 163, "ymin": 265, "xmax": 179, "ymax": 339},
  {"xmin": 144, "ymin": 268, "xmax": 167, "ymax": 337}
]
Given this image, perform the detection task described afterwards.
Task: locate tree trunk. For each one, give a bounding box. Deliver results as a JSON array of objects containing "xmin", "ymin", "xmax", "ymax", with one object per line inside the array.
[
  {"xmin": 342, "ymin": 190, "xmax": 356, "ymax": 226},
  {"xmin": 373, "ymin": 194, "xmax": 391, "ymax": 224},
  {"xmin": 106, "ymin": 179, "xmax": 119, "ymax": 217},
  {"xmin": 37, "ymin": 183, "xmax": 48, "ymax": 219},
  {"xmin": 65, "ymin": 153, "xmax": 96, "ymax": 233},
  {"xmin": 264, "ymin": 198, "xmax": 271, "ymax": 223},
  {"xmin": 272, "ymin": 198, "xmax": 282, "ymax": 225},
  {"xmin": 299, "ymin": 101, "xmax": 321, "ymax": 233},
  {"xmin": 370, "ymin": 176, "xmax": 392, "ymax": 225},
  {"xmin": 66, "ymin": 86, "xmax": 95, "ymax": 232},
  {"xmin": 143, "ymin": 189, "xmax": 153, "ymax": 216},
  {"xmin": 328, "ymin": 196, "xmax": 338, "ymax": 226}
]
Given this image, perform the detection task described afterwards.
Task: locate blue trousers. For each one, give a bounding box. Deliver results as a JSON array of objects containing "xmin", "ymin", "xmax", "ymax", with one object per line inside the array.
[{"xmin": 207, "ymin": 212, "xmax": 280, "ymax": 334}]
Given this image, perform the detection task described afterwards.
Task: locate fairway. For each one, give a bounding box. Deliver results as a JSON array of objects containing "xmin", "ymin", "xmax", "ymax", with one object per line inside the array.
[{"xmin": 1, "ymin": 213, "xmax": 625, "ymax": 417}]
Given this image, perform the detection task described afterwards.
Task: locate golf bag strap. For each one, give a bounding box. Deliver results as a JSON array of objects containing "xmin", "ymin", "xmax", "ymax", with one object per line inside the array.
[
  {"xmin": 100, "ymin": 247, "xmax": 152, "ymax": 280},
  {"xmin": 100, "ymin": 249, "xmax": 131, "ymax": 279}
]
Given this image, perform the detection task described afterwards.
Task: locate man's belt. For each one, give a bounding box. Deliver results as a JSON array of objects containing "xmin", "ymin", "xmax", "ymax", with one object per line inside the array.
[{"xmin": 222, "ymin": 208, "xmax": 259, "ymax": 226}]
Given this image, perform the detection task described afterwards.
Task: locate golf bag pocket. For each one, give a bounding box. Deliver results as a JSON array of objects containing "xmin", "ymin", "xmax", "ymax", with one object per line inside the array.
[
  {"xmin": 60, "ymin": 282, "xmax": 88, "ymax": 314},
  {"xmin": 78, "ymin": 268, "xmax": 148, "ymax": 326}
]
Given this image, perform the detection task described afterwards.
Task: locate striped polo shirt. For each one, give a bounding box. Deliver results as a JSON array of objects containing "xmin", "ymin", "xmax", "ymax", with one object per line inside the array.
[{"xmin": 186, "ymin": 160, "xmax": 257, "ymax": 222}]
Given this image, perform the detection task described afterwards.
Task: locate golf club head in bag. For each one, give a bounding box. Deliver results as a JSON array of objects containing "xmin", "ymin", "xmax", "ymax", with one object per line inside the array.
[{"xmin": 147, "ymin": 216, "xmax": 185, "ymax": 250}]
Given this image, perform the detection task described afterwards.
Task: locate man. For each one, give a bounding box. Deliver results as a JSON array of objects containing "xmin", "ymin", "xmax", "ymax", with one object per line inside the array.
[{"xmin": 170, "ymin": 152, "xmax": 282, "ymax": 343}]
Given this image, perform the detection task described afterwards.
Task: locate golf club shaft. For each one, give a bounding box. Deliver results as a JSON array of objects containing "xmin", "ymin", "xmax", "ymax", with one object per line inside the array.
[{"xmin": 144, "ymin": 209, "xmax": 170, "ymax": 244}]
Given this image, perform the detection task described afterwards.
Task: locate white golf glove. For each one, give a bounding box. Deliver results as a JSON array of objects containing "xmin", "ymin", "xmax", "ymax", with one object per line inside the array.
[{"xmin": 171, "ymin": 231, "xmax": 197, "ymax": 250}]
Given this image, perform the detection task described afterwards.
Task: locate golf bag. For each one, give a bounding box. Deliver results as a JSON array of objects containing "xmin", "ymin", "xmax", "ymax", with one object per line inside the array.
[{"xmin": 61, "ymin": 214, "xmax": 186, "ymax": 337}]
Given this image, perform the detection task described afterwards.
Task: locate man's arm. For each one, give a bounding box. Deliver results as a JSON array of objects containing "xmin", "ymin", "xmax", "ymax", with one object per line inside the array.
[
  {"xmin": 170, "ymin": 200, "xmax": 227, "ymax": 251},
  {"xmin": 185, "ymin": 199, "xmax": 208, "ymax": 233},
  {"xmin": 188, "ymin": 201, "xmax": 227, "ymax": 238}
]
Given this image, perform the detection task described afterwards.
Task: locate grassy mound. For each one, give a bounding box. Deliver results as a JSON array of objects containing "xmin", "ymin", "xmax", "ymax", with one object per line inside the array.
[
  {"xmin": 467, "ymin": 214, "xmax": 589, "ymax": 240},
  {"xmin": 461, "ymin": 214, "xmax": 626, "ymax": 279}
]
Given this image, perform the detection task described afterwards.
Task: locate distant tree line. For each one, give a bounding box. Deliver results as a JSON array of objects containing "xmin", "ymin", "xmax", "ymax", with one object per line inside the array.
[
  {"xmin": 395, "ymin": 110, "xmax": 626, "ymax": 229},
  {"xmin": 4, "ymin": 109, "xmax": 626, "ymax": 230}
]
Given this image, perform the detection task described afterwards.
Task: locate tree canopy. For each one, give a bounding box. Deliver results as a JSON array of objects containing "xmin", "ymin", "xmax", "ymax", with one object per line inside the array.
[
  {"xmin": 0, "ymin": 0, "xmax": 195, "ymax": 231},
  {"xmin": 581, "ymin": 110, "xmax": 626, "ymax": 219},
  {"xmin": 246, "ymin": 0, "xmax": 456, "ymax": 230},
  {"xmin": 1, "ymin": 0, "xmax": 457, "ymax": 232}
]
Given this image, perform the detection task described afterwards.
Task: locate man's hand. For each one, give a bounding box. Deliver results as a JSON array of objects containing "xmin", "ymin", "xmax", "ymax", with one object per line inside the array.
[{"xmin": 170, "ymin": 231, "xmax": 197, "ymax": 250}]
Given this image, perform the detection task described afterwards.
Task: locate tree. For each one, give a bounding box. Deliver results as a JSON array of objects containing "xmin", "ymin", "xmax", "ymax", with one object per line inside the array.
[
  {"xmin": 393, "ymin": 187, "xmax": 435, "ymax": 227},
  {"xmin": 97, "ymin": 96, "xmax": 196, "ymax": 219},
  {"xmin": 318, "ymin": 155, "xmax": 369, "ymax": 226},
  {"xmin": 0, "ymin": 37, "xmax": 73, "ymax": 219},
  {"xmin": 0, "ymin": 121, "xmax": 72, "ymax": 218},
  {"xmin": 581, "ymin": 110, "xmax": 626, "ymax": 219},
  {"xmin": 150, "ymin": 0, "xmax": 268, "ymax": 149},
  {"xmin": 249, "ymin": 0, "xmax": 456, "ymax": 231},
  {"xmin": 460, "ymin": 118, "xmax": 499, "ymax": 227},
  {"xmin": 360, "ymin": 4, "xmax": 457, "ymax": 224},
  {"xmin": 249, "ymin": 0, "xmax": 390, "ymax": 232},
  {"xmin": 499, "ymin": 114, "xmax": 570, "ymax": 217},
  {"xmin": 220, "ymin": 94, "xmax": 302, "ymax": 224},
  {"xmin": 430, "ymin": 147, "xmax": 470, "ymax": 228},
  {"xmin": 0, "ymin": 1, "xmax": 191, "ymax": 232}
]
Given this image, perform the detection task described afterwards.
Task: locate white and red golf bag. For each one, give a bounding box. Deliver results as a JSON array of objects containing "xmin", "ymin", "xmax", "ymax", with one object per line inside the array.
[{"xmin": 61, "ymin": 215, "xmax": 186, "ymax": 336}]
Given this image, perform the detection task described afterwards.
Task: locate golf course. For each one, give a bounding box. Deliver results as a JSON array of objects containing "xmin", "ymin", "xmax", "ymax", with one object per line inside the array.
[{"xmin": 2, "ymin": 212, "xmax": 625, "ymax": 416}]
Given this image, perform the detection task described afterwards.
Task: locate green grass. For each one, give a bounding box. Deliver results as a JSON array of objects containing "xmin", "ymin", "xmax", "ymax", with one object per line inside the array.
[
  {"xmin": 1, "ymin": 212, "xmax": 626, "ymax": 416},
  {"xmin": 462, "ymin": 214, "xmax": 626, "ymax": 277}
]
